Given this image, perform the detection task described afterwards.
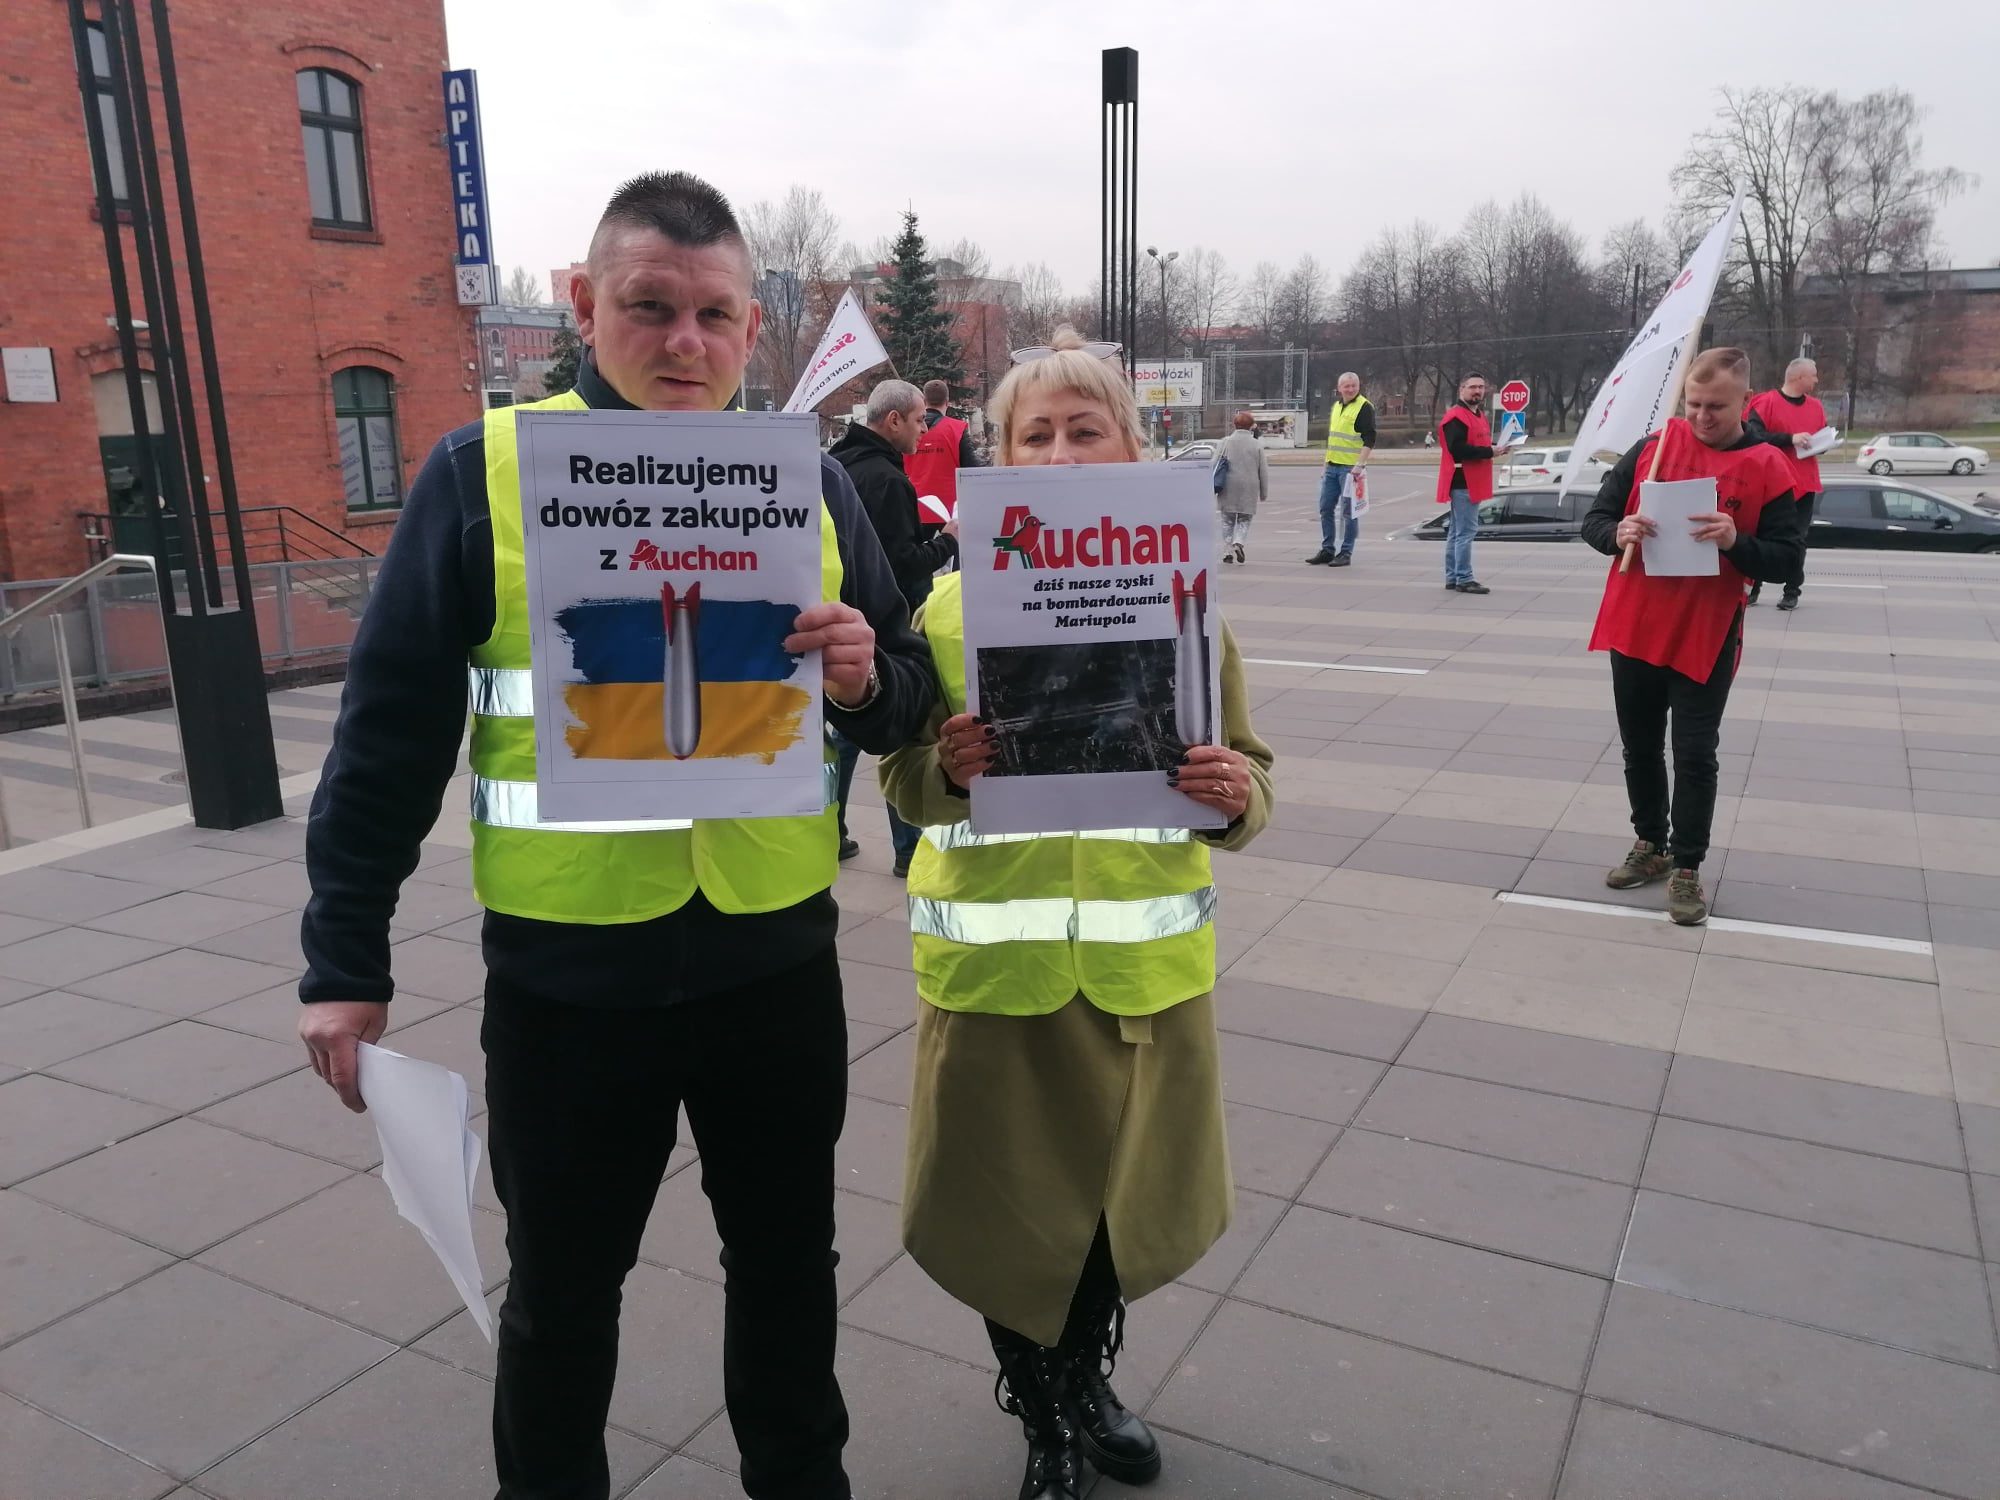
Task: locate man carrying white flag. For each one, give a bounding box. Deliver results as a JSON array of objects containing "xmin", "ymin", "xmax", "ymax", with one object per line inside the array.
[
  {"xmin": 785, "ymin": 287, "xmax": 894, "ymax": 413},
  {"xmin": 1557, "ymin": 194, "xmax": 1744, "ymax": 497}
]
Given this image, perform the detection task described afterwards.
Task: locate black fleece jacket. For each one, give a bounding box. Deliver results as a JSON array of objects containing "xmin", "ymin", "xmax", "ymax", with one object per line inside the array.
[
  {"xmin": 829, "ymin": 422, "xmax": 958, "ymax": 609},
  {"xmin": 300, "ymin": 355, "xmax": 934, "ymax": 1008}
]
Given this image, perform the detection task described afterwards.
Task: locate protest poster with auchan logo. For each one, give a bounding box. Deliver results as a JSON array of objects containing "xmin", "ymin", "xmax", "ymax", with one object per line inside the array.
[{"xmin": 515, "ymin": 409, "xmax": 826, "ymax": 825}]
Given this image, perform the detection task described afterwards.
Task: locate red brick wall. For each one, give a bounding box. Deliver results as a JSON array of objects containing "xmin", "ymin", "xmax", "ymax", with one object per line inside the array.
[{"xmin": 0, "ymin": 0, "xmax": 477, "ymax": 582}]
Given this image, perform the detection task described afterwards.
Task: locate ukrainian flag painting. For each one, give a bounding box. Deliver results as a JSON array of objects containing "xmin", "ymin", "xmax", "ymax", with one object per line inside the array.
[{"xmin": 554, "ymin": 592, "xmax": 810, "ymax": 765}]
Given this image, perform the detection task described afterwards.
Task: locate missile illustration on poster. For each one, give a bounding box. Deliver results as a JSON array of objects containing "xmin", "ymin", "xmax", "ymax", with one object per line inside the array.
[
  {"xmin": 661, "ymin": 582, "xmax": 701, "ymax": 760},
  {"xmin": 1171, "ymin": 570, "xmax": 1211, "ymax": 747}
]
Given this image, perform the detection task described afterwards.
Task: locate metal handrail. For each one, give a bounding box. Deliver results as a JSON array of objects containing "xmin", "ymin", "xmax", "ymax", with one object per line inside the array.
[{"xmin": 0, "ymin": 552, "xmax": 186, "ymax": 850}]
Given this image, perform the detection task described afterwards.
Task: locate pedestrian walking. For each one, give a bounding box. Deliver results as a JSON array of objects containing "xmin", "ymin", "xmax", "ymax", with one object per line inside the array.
[
  {"xmin": 1436, "ymin": 373, "xmax": 1508, "ymax": 594},
  {"xmin": 1582, "ymin": 347, "xmax": 1803, "ymax": 925},
  {"xmin": 1215, "ymin": 409, "xmax": 1268, "ymax": 563},
  {"xmin": 1744, "ymin": 358, "xmax": 1828, "ymax": 610},
  {"xmin": 297, "ymin": 171, "xmax": 934, "ymax": 1500},
  {"xmin": 879, "ymin": 327, "xmax": 1275, "ymax": 1499},
  {"xmin": 1307, "ymin": 372, "xmax": 1374, "ymax": 566}
]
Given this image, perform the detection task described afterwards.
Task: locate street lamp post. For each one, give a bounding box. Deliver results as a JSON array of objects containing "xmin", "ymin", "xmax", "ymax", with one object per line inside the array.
[{"xmin": 1145, "ymin": 245, "xmax": 1177, "ymax": 454}]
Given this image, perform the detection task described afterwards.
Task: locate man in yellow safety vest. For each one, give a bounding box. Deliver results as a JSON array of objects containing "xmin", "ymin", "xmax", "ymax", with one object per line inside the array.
[
  {"xmin": 1308, "ymin": 371, "xmax": 1375, "ymax": 567},
  {"xmin": 296, "ymin": 171, "xmax": 932, "ymax": 1500}
]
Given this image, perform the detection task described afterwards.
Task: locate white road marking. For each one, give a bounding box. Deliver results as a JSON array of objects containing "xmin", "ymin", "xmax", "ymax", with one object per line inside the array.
[
  {"xmin": 1246, "ymin": 657, "xmax": 1432, "ymax": 676},
  {"xmin": 1495, "ymin": 891, "xmax": 1932, "ymax": 955}
]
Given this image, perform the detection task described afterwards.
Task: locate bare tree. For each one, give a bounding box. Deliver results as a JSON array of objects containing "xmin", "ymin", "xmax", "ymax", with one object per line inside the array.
[
  {"xmin": 936, "ymin": 237, "xmax": 993, "ymax": 280},
  {"xmin": 742, "ymin": 186, "xmax": 842, "ymax": 401},
  {"xmin": 1004, "ymin": 261, "xmax": 1069, "ymax": 349},
  {"xmin": 1178, "ymin": 248, "xmax": 1237, "ymax": 356},
  {"xmin": 1239, "ymin": 261, "xmax": 1283, "ymax": 342},
  {"xmin": 1599, "ymin": 219, "xmax": 1676, "ymax": 329},
  {"xmin": 502, "ymin": 265, "xmax": 545, "ymax": 305}
]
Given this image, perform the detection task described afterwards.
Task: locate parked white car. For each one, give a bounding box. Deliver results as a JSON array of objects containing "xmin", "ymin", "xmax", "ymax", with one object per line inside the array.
[
  {"xmin": 1856, "ymin": 433, "xmax": 1990, "ymax": 475},
  {"xmin": 1497, "ymin": 447, "xmax": 1608, "ymax": 488}
]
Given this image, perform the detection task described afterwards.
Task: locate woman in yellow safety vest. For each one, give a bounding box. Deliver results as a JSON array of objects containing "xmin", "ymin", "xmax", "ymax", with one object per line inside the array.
[{"xmin": 879, "ymin": 327, "xmax": 1275, "ymax": 1499}]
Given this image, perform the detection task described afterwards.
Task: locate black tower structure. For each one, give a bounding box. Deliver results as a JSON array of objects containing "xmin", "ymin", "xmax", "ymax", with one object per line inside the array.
[
  {"xmin": 64, "ymin": 0, "xmax": 283, "ymax": 829},
  {"xmin": 1100, "ymin": 47, "xmax": 1139, "ymax": 379}
]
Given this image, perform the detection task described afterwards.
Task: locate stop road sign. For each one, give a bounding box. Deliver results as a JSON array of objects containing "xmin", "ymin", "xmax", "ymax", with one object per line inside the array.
[{"xmin": 1498, "ymin": 380, "xmax": 1531, "ymax": 414}]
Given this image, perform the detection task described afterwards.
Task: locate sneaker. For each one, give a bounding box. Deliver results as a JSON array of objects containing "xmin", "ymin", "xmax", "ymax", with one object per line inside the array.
[
  {"xmin": 891, "ymin": 856, "xmax": 910, "ymax": 878},
  {"xmin": 1776, "ymin": 594, "xmax": 1800, "ymax": 612},
  {"xmin": 1328, "ymin": 554, "xmax": 1352, "ymax": 567},
  {"xmin": 1455, "ymin": 580, "xmax": 1491, "ymax": 595},
  {"xmin": 1234, "ymin": 543, "xmax": 1246, "ymax": 564},
  {"xmin": 838, "ymin": 838, "xmax": 861, "ymax": 862},
  {"xmin": 1747, "ymin": 584, "xmax": 1762, "ymax": 606},
  {"xmin": 1605, "ymin": 840, "xmax": 1671, "ymax": 890},
  {"xmin": 1306, "ymin": 550, "xmax": 1333, "ymax": 565},
  {"xmin": 1668, "ymin": 869, "xmax": 1710, "ymax": 925},
  {"xmin": 1221, "ymin": 551, "xmax": 1235, "ymax": 564}
]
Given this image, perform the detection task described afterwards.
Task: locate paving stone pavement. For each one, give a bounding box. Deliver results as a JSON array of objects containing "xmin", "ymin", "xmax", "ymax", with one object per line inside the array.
[{"xmin": 2, "ymin": 471, "xmax": 1999, "ymax": 1498}]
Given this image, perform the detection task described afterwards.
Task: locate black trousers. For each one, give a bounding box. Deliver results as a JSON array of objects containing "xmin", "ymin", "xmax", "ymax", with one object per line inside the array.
[
  {"xmin": 1610, "ymin": 617, "xmax": 1740, "ymax": 870},
  {"xmin": 984, "ymin": 1218, "xmax": 1121, "ymax": 1359},
  {"xmin": 481, "ymin": 948, "xmax": 851, "ymax": 1500},
  {"xmin": 1785, "ymin": 492, "xmax": 1817, "ymax": 595}
]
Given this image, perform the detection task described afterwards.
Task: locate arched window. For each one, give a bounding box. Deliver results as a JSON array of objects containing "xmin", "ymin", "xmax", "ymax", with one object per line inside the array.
[
  {"xmin": 297, "ymin": 69, "xmax": 370, "ymax": 228},
  {"xmin": 333, "ymin": 367, "xmax": 400, "ymax": 509}
]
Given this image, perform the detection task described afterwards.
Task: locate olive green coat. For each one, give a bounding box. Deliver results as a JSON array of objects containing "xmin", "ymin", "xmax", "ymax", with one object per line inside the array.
[{"xmin": 877, "ymin": 618, "xmax": 1274, "ymax": 1344}]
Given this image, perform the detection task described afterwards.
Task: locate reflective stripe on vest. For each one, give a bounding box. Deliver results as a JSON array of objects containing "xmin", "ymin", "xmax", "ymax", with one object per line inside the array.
[
  {"xmin": 470, "ymin": 761, "xmax": 841, "ymax": 832},
  {"xmin": 908, "ymin": 887, "xmax": 1215, "ymax": 945},
  {"xmin": 470, "ymin": 666, "xmax": 534, "ymax": 718},
  {"xmin": 1325, "ymin": 396, "xmax": 1370, "ymax": 465},
  {"xmin": 921, "ymin": 823, "xmax": 1193, "ymax": 852}
]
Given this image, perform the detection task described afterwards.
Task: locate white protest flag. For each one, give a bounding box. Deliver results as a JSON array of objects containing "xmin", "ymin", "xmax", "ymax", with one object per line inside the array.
[
  {"xmin": 783, "ymin": 288, "xmax": 892, "ymax": 413},
  {"xmin": 1556, "ymin": 192, "xmax": 1744, "ymax": 495}
]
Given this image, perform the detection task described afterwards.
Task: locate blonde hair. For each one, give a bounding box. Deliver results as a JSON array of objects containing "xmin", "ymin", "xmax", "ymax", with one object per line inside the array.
[
  {"xmin": 987, "ymin": 326, "xmax": 1145, "ymax": 462},
  {"xmin": 1686, "ymin": 346, "xmax": 1750, "ymax": 386}
]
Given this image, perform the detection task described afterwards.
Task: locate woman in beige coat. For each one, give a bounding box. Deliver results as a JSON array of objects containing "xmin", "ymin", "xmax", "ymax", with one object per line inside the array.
[
  {"xmin": 1214, "ymin": 409, "xmax": 1269, "ymax": 564},
  {"xmin": 879, "ymin": 329, "xmax": 1275, "ymax": 1499}
]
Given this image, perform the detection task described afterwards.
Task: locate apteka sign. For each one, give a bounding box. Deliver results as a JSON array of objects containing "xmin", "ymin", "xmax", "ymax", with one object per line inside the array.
[{"xmin": 442, "ymin": 70, "xmax": 493, "ymax": 271}]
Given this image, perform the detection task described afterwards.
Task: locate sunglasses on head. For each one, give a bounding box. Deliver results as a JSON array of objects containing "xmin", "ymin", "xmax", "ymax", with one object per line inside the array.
[{"xmin": 1011, "ymin": 341, "xmax": 1122, "ymax": 365}]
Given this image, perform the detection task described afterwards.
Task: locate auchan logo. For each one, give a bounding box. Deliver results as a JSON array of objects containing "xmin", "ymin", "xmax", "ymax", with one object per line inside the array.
[
  {"xmin": 990, "ymin": 505, "xmax": 1191, "ymax": 570},
  {"xmin": 1671, "ymin": 267, "xmax": 1695, "ymax": 293}
]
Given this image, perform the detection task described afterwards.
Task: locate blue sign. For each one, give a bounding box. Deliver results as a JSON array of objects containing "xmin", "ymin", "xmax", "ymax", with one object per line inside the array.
[{"xmin": 442, "ymin": 69, "xmax": 493, "ymax": 270}]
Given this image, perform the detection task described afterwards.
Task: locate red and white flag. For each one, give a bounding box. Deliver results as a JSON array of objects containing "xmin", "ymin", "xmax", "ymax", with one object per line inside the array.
[{"xmin": 783, "ymin": 288, "xmax": 891, "ymax": 414}]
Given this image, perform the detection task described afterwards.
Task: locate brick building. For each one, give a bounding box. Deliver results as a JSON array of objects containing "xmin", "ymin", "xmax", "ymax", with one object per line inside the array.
[
  {"xmin": 1792, "ymin": 267, "xmax": 2000, "ymax": 429},
  {"xmin": 477, "ymin": 302, "xmax": 570, "ymax": 404},
  {"xmin": 0, "ymin": 0, "xmax": 479, "ymax": 582}
]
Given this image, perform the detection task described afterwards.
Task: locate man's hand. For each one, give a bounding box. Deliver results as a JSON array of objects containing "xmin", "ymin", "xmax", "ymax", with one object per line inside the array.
[
  {"xmin": 787, "ymin": 603, "xmax": 877, "ymax": 706},
  {"xmin": 1615, "ymin": 514, "xmax": 1659, "ymax": 549},
  {"xmin": 1690, "ymin": 512, "xmax": 1738, "ymax": 549},
  {"xmin": 942, "ymin": 516, "xmax": 960, "ymax": 541},
  {"xmin": 1791, "ymin": 432, "xmax": 1812, "ymax": 455},
  {"xmin": 299, "ymin": 1001, "xmax": 389, "ymax": 1113}
]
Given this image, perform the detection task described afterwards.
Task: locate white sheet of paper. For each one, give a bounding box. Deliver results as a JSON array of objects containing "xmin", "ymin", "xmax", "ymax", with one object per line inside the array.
[
  {"xmin": 1797, "ymin": 426, "xmax": 1840, "ymax": 459},
  {"xmin": 358, "ymin": 1042, "xmax": 492, "ymax": 1342},
  {"xmin": 1636, "ymin": 476, "xmax": 1721, "ymax": 577},
  {"xmin": 957, "ymin": 463, "xmax": 1225, "ymax": 836}
]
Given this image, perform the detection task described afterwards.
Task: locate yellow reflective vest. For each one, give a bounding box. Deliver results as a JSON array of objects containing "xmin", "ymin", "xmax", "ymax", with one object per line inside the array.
[
  {"xmin": 467, "ymin": 390, "xmax": 844, "ymax": 924},
  {"xmin": 1324, "ymin": 395, "xmax": 1372, "ymax": 467},
  {"xmin": 905, "ymin": 574, "xmax": 1216, "ymax": 1016}
]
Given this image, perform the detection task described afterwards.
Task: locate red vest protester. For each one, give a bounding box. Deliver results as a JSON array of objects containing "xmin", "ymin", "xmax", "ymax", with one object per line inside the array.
[
  {"xmin": 1745, "ymin": 388, "xmax": 1828, "ymax": 494},
  {"xmin": 1589, "ymin": 418, "xmax": 1795, "ymax": 682},
  {"xmin": 1435, "ymin": 404, "xmax": 1495, "ymax": 503},
  {"xmin": 905, "ymin": 413, "xmax": 968, "ymax": 515}
]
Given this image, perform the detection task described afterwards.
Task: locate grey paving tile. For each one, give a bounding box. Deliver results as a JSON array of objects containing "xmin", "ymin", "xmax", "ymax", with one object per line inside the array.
[
  {"xmin": 834, "ymin": 1095, "xmax": 908, "ymax": 1203},
  {"xmin": 1265, "ymin": 803, "xmax": 1391, "ymax": 840},
  {"xmin": 1371, "ymin": 812, "xmax": 1549, "ymax": 858},
  {"xmin": 0, "ymin": 912, "xmax": 57, "ymax": 949},
  {"xmin": 627, "ymin": 1457, "xmax": 748, "ymax": 1499},
  {"xmin": 191, "ymin": 820, "xmax": 308, "ymax": 857},
  {"xmin": 1225, "ymin": 934, "xmax": 1460, "ymax": 1009},
  {"xmin": 191, "ymin": 1064, "xmax": 380, "ymax": 1171},
  {"xmin": 1515, "ymin": 855, "xmax": 1680, "ymax": 910},
  {"xmin": 1720, "ymin": 848, "xmax": 1930, "ymax": 902},
  {"xmin": 379, "ymin": 1005, "xmax": 488, "ymax": 1097},
  {"xmin": 0, "ymin": 868, "xmax": 159, "ymax": 923},
  {"xmin": 1641, "ymin": 1116, "xmax": 1981, "ymax": 1255},
  {"xmin": 0, "ymin": 989, "xmax": 170, "ymax": 1068},
  {"xmin": 0, "ymin": 928, "xmax": 173, "ymax": 989},
  {"xmin": 1712, "ymin": 878, "xmax": 1931, "ymax": 940},
  {"xmin": 1967, "ymin": 1104, "xmax": 2000, "ymax": 1176},
  {"xmin": 1397, "ymin": 1012, "xmax": 1669, "ymax": 1109},
  {"xmin": 1659, "ymin": 1054, "xmax": 1965, "ymax": 1168},
  {"xmin": 0, "ymin": 1262, "xmax": 389, "ymax": 1480},
  {"xmin": 68, "ymin": 949, "xmax": 300, "ymax": 1018},
  {"xmin": 1241, "ymin": 828, "xmax": 1366, "ymax": 867},
  {"xmin": 387, "ymin": 880, "xmax": 487, "ymax": 936},
  {"xmin": 1464, "ymin": 922, "xmax": 1696, "ymax": 1000},
  {"xmin": 1221, "ymin": 1102, "xmax": 1341, "ymax": 1199},
  {"xmin": 1587, "ymin": 1284, "xmax": 2000, "ymax": 1499},
  {"xmin": 187, "ymin": 912, "xmax": 311, "ymax": 967},
  {"xmin": 1149, "ymin": 1300, "xmax": 1571, "ymax": 1499},
  {"xmin": 1973, "ymin": 1173, "xmax": 2000, "ymax": 1263},
  {"xmin": 75, "ymin": 844, "xmax": 279, "ymax": 892},
  {"xmin": 846, "ymin": 1025, "xmax": 913, "ymax": 1107},
  {"xmin": 1212, "ymin": 976, "xmax": 1424, "ymax": 1061},
  {"xmin": 0, "ymin": 1392, "xmax": 179, "ymax": 1500},
  {"xmin": 1181, "ymin": 1187, "xmax": 1288, "ymax": 1295},
  {"xmin": 1931, "ymin": 902, "xmax": 2000, "ymax": 950},
  {"xmin": 1557, "ymin": 1400, "xmax": 1944, "ymax": 1500},
  {"xmin": 195, "ymin": 858, "xmax": 316, "ymax": 907},
  {"xmin": 1219, "ymin": 1034, "xmax": 1385, "ymax": 1126},
  {"xmin": 381, "ymin": 933, "xmax": 490, "ymax": 1003},
  {"xmin": 838, "ymin": 915, "xmax": 915, "ymax": 971},
  {"xmin": 200, "ymin": 982, "xmax": 431, "ymax": 1046},
  {"xmin": 0, "ymin": 1189, "xmax": 172, "ymax": 1346},
  {"xmin": 1343, "ymin": 839, "xmax": 1532, "ymax": 889},
  {"xmin": 81, "ymin": 891, "xmax": 286, "ymax": 944},
  {"xmin": 1302, "ymin": 1129, "xmax": 1635, "ymax": 1275},
  {"xmin": 1935, "ymin": 870, "xmax": 2000, "ymax": 912},
  {"xmin": 46, "ymin": 1020, "xmax": 302, "ymax": 1112},
  {"xmin": 20, "ymin": 1115, "xmax": 349, "ymax": 1257},
  {"xmin": 1237, "ymin": 1205, "xmax": 1605, "ymax": 1387},
  {"xmin": 0, "ymin": 1074, "xmax": 170, "ymax": 1186},
  {"xmin": 1618, "ymin": 1189, "xmax": 1997, "ymax": 1368},
  {"xmin": 1354, "ymin": 1067, "xmax": 1654, "ymax": 1183},
  {"xmin": 1092, "ymin": 1438, "xmax": 1369, "ymax": 1499}
]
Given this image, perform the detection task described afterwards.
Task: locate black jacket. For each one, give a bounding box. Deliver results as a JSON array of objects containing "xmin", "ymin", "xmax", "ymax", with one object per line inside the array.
[
  {"xmin": 829, "ymin": 422, "xmax": 957, "ymax": 609},
  {"xmin": 300, "ymin": 354, "xmax": 934, "ymax": 1008},
  {"xmin": 1581, "ymin": 429, "xmax": 1803, "ymax": 582}
]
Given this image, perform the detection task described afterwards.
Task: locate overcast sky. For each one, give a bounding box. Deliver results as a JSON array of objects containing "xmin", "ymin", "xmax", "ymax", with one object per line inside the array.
[{"xmin": 444, "ymin": 0, "xmax": 1998, "ymax": 302}]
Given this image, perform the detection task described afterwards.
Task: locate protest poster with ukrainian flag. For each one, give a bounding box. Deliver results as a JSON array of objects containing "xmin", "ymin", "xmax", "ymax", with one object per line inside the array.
[{"xmin": 515, "ymin": 409, "xmax": 827, "ymax": 824}]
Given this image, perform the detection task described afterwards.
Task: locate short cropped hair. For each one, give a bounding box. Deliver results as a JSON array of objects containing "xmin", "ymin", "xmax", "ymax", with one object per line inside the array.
[
  {"xmin": 865, "ymin": 379, "xmax": 924, "ymax": 426},
  {"xmin": 987, "ymin": 326, "xmax": 1144, "ymax": 462},
  {"xmin": 588, "ymin": 171, "xmax": 745, "ymax": 269},
  {"xmin": 1686, "ymin": 346, "xmax": 1751, "ymax": 386},
  {"xmin": 922, "ymin": 379, "xmax": 951, "ymax": 407},
  {"xmin": 1785, "ymin": 357, "xmax": 1818, "ymax": 380}
]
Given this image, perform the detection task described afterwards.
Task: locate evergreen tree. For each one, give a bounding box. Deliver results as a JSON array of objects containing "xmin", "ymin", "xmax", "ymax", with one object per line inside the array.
[
  {"xmin": 544, "ymin": 312, "xmax": 582, "ymax": 396},
  {"xmin": 878, "ymin": 210, "xmax": 964, "ymax": 389}
]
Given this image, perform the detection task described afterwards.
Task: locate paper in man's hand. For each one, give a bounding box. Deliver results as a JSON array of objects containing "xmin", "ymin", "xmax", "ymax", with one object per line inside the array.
[{"xmin": 1635, "ymin": 476, "xmax": 1721, "ymax": 577}]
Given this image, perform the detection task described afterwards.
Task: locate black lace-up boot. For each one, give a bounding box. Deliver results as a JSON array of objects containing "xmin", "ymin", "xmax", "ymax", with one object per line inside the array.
[
  {"xmin": 992, "ymin": 1342, "xmax": 1083, "ymax": 1499},
  {"xmin": 1061, "ymin": 1296, "xmax": 1161, "ymax": 1485}
]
